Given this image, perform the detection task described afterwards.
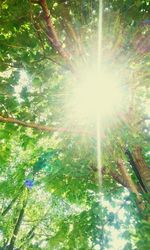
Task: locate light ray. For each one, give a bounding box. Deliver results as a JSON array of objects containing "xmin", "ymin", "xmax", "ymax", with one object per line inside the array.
[{"xmin": 97, "ymin": 0, "xmax": 103, "ymax": 189}]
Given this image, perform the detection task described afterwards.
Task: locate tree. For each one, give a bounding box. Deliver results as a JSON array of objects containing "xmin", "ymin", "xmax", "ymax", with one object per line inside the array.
[{"xmin": 0, "ymin": 0, "xmax": 150, "ymax": 249}]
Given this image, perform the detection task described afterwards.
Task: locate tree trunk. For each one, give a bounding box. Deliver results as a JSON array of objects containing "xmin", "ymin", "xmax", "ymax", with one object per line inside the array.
[
  {"xmin": 133, "ymin": 146, "xmax": 150, "ymax": 192},
  {"xmin": 117, "ymin": 159, "xmax": 145, "ymax": 212},
  {"xmin": 7, "ymin": 197, "xmax": 28, "ymax": 250},
  {"xmin": 2, "ymin": 186, "xmax": 24, "ymax": 216}
]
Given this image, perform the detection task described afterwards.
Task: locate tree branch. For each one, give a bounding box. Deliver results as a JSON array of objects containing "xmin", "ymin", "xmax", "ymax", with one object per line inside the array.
[
  {"xmin": 0, "ymin": 115, "xmax": 68, "ymax": 133},
  {"xmin": 59, "ymin": 1, "xmax": 85, "ymax": 62},
  {"xmin": 109, "ymin": 169, "xmax": 129, "ymax": 188},
  {"xmin": 34, "ymin": 0, "xmax": 74, "ymax": 71},
  {"xmin": 91, "ymin": 165, "xmax": 129, "ymax": 189}
]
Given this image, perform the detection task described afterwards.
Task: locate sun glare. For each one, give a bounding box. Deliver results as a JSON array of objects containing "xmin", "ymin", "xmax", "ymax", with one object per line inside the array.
[{"xmin": 70, "ymin": 68, "xmax": 126, "ymax": 125}]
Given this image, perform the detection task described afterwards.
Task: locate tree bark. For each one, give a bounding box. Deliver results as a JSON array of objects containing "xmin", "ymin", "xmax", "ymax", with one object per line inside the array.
[
  {"xmin": 102, "ymin": 166, "xmax": 129, "ymax": 189},
  {"xmin": 37, "ymin": 0, "xmax": 75, "ymax": 72},
  {"xmin": 133, "ymin": 146, "xmax": 150, "ymax": 192},
  {"xmin": 125, "ymin": 148, "xmax": 147, "ymax": 193},
  {"xmin": 117, "ymin": 159, "xmax": 145, "ymax": 212}
]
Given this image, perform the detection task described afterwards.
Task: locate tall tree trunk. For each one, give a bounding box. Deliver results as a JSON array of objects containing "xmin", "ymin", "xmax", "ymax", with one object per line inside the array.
[
  {"xmin": 133, "ymin": 146, "xmax": 150, "ymax": 192},
  {"xmin": 125, "ymin": 148, "xmax": 147, "ymax": 193},
  {"xmin": 7, "ymin": 197, "xmax": 28, "ymax": 250},
  {"xmin": 117, "ymin": 159, "xmax": 145, "ymax": 212},
  {"xmin": 2, "ymin": 186, "xmax": 24, "ymax": 216},
  {"xmin": 2, "ymin": 196, "xmax": 18, "ymax": 217}
]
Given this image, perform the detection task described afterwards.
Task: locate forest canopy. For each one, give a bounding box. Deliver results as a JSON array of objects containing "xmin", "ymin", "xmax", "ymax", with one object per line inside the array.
[{"xmin": 0, "ymin": 0, "xmax": 150, "ymax": 249}]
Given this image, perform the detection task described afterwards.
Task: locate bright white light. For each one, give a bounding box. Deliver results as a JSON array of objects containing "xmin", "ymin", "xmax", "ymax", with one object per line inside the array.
[{"xmin": 71, "ymin": 69, "xmax": 125, "ymax": 123}]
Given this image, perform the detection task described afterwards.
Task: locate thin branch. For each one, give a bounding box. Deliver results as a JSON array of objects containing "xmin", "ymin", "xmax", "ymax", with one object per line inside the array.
[
  {"xmin": 30, "ymin": 55, "xmax": 64, "ymax": 67},
  {"xmin": 44, "ymin": 55, "xmax": 67, "ymax": 68}
]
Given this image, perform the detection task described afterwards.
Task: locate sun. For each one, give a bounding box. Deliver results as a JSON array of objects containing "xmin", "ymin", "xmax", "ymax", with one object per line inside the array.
[{"xmin": 69, "ymin": 67, "xmax": 126, "ymax": 126}]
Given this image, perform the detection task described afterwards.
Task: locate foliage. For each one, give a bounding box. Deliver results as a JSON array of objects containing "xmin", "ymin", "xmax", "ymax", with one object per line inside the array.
[{"xmin": 0, "ymin": 0, "xmax": 150, "ymax": 249}]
